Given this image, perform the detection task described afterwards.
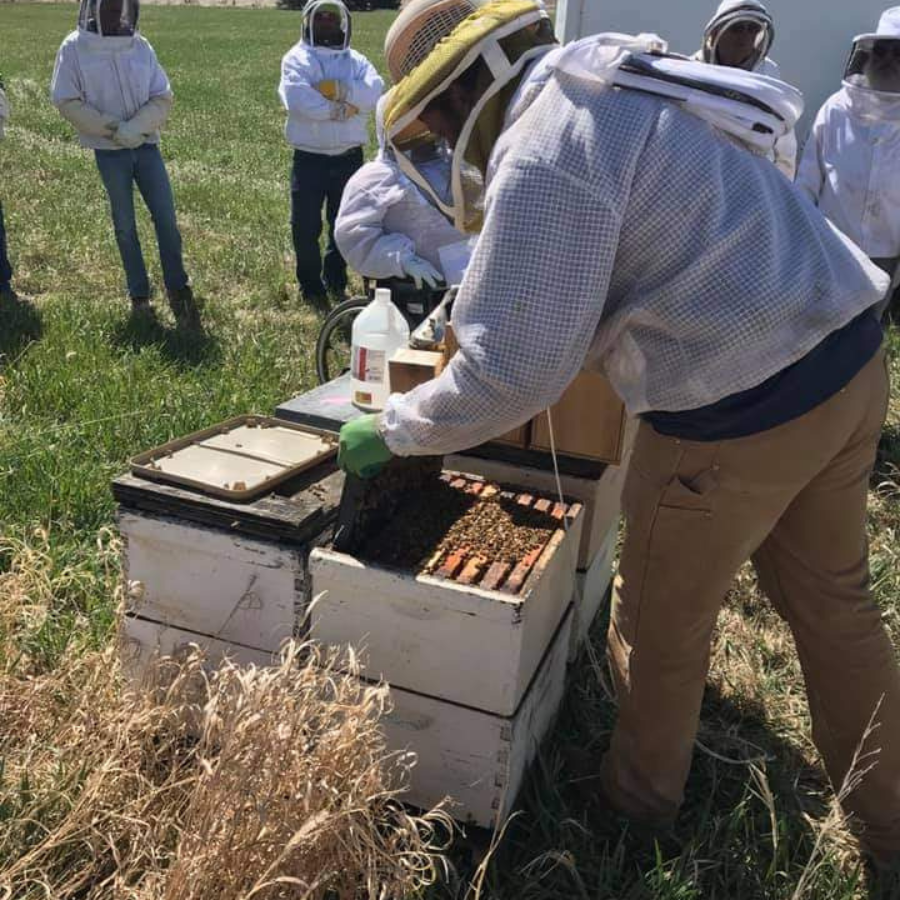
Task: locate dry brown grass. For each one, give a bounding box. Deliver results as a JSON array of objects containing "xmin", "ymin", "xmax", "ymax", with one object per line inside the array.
[{"xmin": 0, "ymin": 536, "xmax": 452, "ymax": 900}]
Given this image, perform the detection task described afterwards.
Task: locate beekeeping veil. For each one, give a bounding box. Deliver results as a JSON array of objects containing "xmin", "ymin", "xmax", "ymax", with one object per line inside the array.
[
  {"xmin": 79, "ymin": 0, "xmax": 140, "ymax": 36},
  {"xmin": 385, "ymin": 0, "xmax": 486, "ymax": 82},
  {"xmin": 701, "ymin": 0, "xmax": 774, "ymax": 70},
  {"xmin": 845, "ymin": 7, "xmax": 900, "ymax": 93},
  {"xmin": 302, "ymin": 0, "xmax": 351, "ymax": 51},
  {"xmin": 383, "ymin": 0, "xmax": 557, "ymax": 233}
]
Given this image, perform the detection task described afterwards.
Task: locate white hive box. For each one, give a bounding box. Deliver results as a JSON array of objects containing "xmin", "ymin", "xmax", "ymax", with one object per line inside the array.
[
  {"xmin": 121, "ymin": 606, "xmax": 573, "ymax": 831},
  {"xmin": 309, "ymin": 477, "xmax": 584, "ymax": 717},
  {"xmin": 570, "ymin": 522, "xmax": 617, "ymax": 658},
  {"xmin": 113, "ymin": 460, "xmax": 344, "ymax": 661},
  {"xmin": 384, "ymin": 606, "xmax": 573, "ymax": 828},
  {"xmin": 119, "ymin": 512, "xmax": 305, "ymax": 654}
]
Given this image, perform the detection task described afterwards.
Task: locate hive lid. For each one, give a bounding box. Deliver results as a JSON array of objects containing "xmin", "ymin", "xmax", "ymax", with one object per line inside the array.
[{"xmin": 130, "ymin": 416, "xmax": 338, "ymax": 501}]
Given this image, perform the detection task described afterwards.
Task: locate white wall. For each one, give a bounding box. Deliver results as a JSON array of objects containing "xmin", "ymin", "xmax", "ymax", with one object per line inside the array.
[{"xmin": 556, "ymin": 0, "xmax": 887, "ymax": 138}]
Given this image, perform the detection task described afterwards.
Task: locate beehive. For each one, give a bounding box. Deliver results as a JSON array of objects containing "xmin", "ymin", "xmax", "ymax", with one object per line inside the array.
[{"xmin": 310, "ymin": 473, "xmax": 584, "ymax": 717}]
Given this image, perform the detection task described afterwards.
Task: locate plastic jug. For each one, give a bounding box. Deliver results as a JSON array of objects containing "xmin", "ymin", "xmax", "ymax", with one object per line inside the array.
[{"xmin": 350, "ymin": 288, "xmax": 410, "ymax": 411}]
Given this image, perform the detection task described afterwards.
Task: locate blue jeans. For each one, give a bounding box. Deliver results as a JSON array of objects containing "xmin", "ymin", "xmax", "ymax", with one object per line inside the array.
[
  {"xmin": 95, "ymin": 144, "xmax": 188, "ymax": 299},
  {"xmin": 0, "ymin": 198, "xmax": 12, "ymax": 291}
]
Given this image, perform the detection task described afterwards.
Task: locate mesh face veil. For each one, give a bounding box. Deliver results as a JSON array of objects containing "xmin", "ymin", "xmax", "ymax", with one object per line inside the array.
[
  {"xmin": 845, "ymin": 8, "xmax": 900, "ymax": 93},
  {"xmin": 302, "ymin": 0, "xmax": 352, "ymax": 51},
  {"xmin": 384, "ymin": 0, "xmax": 555, "ymax": 233},
  {"xmin": 79, "ymin": 0, "xmax": 140, "ymax": 36},
  {"xmin": 703, "ymin": 4, "xmax": 774, "ymax": 69},
  {"xmin": 385, "ymin": 0, "xmax": 484, "ymax": 82}
]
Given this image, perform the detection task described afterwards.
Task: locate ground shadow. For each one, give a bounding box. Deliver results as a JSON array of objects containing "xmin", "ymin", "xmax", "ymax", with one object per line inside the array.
[
  {"xmin": 111, "ymin": 304, "xmax": 221, "ymax": 368},
  {"xmin": 0, "ymin": 297, "xmax": 43, "ymax": 368}
]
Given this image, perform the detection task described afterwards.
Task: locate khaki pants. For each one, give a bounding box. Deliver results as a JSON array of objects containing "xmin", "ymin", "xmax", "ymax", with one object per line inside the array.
[{"xmin": 601, "ymin": 349, "xmax": 900, "ymax": 861}]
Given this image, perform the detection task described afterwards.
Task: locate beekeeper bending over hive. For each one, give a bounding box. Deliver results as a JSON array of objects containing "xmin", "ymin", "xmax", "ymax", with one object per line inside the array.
[
  {"xmin": 797, "ymin": 7, "xmax": 900, "ymax": 325},
  {"xmin": 338, "ymin": 0, "xmax": 900, "ymax": 866},
  {"xmin": 51, "ymin": 0, "xmax": 199, "ymax": 328},
  {"xmin": 278, "ymin": 0, "xmax": 383, "ymax": 305},
  {"xmin": 693, "ymin": 0, "xmax": 798, "ymax": 178},
  {"xmin": 335, "ymin": 96, "xmax": 472, "ymax": 288}
]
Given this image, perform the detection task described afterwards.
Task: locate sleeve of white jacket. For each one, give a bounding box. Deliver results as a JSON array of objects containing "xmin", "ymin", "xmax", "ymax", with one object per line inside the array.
[
  {"xmin": 795, "ymin": 106, "xmax": 827, "ymax": 204},
  {"xmin": 51, "ymin": 40, "xmax": 116, "ymax": 137},
  {"xmin": 335, "ymin": 169, "xmax": 417, "ymax": 279},
  {"xmin": 278, "ymin": 47, "xmax": 334, "ymax": 121},
  {"xmin": 346, "ymin": 53, "xmax": 383, "ymax": 113},
  {"xmin": 773, "ymin": 127, "xmax": 798, "ymax": 180},
  {"xmin": 381, "ymin": 158, "xmax": 621, "ymax": 456},
  {"xmin": 121, "ymin": 51, "xmax": 173, "ymax": 136}
]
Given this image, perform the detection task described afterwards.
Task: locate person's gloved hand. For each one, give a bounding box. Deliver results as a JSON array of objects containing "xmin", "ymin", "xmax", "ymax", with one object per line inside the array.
[
  {"xmin": 329, "ymin": 100, "xmax": 359, "ymax": 121},
  {"xmin": 317, "ymin": 79, "xmax": 349, "ymax": 101},
  {"xmin": 114, "ymin": 119, "xmax": 146, "ymax": 149},
  {"xmin": 338, "ymin": 415, "xmax": 394, "ymax": 479},
  {"xmin": 402, "ymin": 255, "xmax": 443, "ymax": 290}
]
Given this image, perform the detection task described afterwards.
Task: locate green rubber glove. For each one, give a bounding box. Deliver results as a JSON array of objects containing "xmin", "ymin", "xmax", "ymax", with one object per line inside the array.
[{"xmin": 338, "ymin": 414, "xmax": 394, "ymax": 479}]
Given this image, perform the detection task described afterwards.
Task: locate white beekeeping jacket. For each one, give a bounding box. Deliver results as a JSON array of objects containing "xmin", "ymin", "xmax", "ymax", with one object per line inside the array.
[
  {"xmin": 380, "ymin": 38, "xmax": 886, "ymax": 458},
  {"xmin": 797, "ymin": 82, "xmax": 900, "ymax": 260},
  {"xmin": 335, "ymin": 156, "xmax": 469, "ymax": 280},
  {"xmin": 278, "ymin": 41, "xmax": 382, "ymax": 155},
  {"xmin": 51, "ymin": 29, "xmax": 172, "ymax": 150}
]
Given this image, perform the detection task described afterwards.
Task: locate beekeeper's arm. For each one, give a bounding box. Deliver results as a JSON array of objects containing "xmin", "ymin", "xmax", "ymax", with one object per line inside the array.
[
  {"xmin": 380, "ymin": 158, "xmax": 619, "ymax": 456},
  {"xmin": 115, "ymin": 50, "xmax": 173, "ymax": 148},
  {"xmin": 0, "ymin": 80, "xmax": 8, "ymax": 140},
  {"xmin": 50, "ymin": 41, "xmax": 119, "ymax": 138},
  {"xmin": 346, "ymin": 53, "xmax": 383, "ymax": 113},
  {"xmin": 279, "ymin": 46, "xmax": 336, "ymax": 121},
  {"xmin": 795, "ymin": 106, "xmax": 828, "ymax": 205},
  {"xmin": 335, "ymin": 172, "xmax": 418, "ymax": 279}
]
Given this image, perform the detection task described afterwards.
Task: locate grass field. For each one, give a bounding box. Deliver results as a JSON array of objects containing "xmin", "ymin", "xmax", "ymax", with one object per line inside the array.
[{"xmin": 0, "ymin": 4, "xmax": 899, "ymax": 897}]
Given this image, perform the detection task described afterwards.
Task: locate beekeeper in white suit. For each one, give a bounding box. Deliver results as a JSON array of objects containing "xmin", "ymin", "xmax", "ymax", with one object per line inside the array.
[
  {"xmin": 335, "ymin": 96, "xmax": 472, "ymax": 288},
  {"xmin": 797, "ymin": 7, "xmax": 900, "ymax": 325},
  {"xmin": 694, "ymin": 0, "xmax": 798, "ymax": 177},
  {"xmin": 338, "ymin": 0, "xmax": 900, "ymax": 866},
  {"xmin": 50, "ymin": 0, "xmax": 198, "ymax": 328},
  {"xmin": 278, "ymin": 0, "xmax": 383, "ymax": 304}
]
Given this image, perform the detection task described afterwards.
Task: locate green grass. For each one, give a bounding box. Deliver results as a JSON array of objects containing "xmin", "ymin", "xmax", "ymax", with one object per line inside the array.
[{"xmin": 0, "ymin": 5, "xmax": 899, "ymax": 898}]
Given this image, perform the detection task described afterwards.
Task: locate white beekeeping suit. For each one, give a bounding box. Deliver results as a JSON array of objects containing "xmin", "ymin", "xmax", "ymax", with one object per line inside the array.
[
  {"xmin": 796, "ymin": 7, "xmax": 900, "ymax": 280},
  {"xmin": 50, "ymin": 0, "xmax": 172, "ymax": 150},
  {"xmin": 278, "ymin": 0, "xmax": 383, "ymax": 155},
  {"xmin": 335, "ymin": 96, "xmax": 472, "ymax": 283},
  {"xmin": 694, "ymin": 0, "xmax": 798, "ymax": 178}
]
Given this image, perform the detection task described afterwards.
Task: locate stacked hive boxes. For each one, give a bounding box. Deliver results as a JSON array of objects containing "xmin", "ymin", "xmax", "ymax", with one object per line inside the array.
[{"xmin": 309, "ymin": 474, "xmax": 585, "ymax": 826}]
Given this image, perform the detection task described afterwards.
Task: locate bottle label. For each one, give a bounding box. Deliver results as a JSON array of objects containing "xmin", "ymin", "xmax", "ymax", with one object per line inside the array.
[{"xmin": 352, "ymin": 345, "xmax": 386, "ymax": 384}]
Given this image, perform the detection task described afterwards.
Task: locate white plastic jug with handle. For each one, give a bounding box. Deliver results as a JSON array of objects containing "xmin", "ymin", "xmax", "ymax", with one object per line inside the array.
[{"xmin": 350, "ymin": 288, "xmax": 410, "ymax": 411}]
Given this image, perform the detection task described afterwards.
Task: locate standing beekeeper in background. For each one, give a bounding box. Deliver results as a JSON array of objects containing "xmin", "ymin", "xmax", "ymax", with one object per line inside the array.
[
  {"xmin": 278, "ymin": 0, "xmax": 383, "ymax": 306},
  {"xmin": 694, "ymin": 0, "xmax": 798, "ymax": 178},
  {"xmin": 50, "ymin": 0, "xmax": 199, "ymax": 329},
  {"xmin": 338, "ymin": 0, "xmax": 900, "ymax": 866},
  {"xmin": 0, "ymin": 73, "xmax": 17, "ymax": 303},
  {"xmin": 335, "ymin": 96, "xmax": 472, "ymax": 289},
  {"xmin": 797, "ymin": 7, "xmax": 900, "ymax": 326}
]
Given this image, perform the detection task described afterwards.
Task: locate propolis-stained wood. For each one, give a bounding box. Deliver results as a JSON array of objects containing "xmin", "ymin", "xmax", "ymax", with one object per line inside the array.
[{"xmin": 309, "ymin": 477, "xmax": 583, "ymax": 717}]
